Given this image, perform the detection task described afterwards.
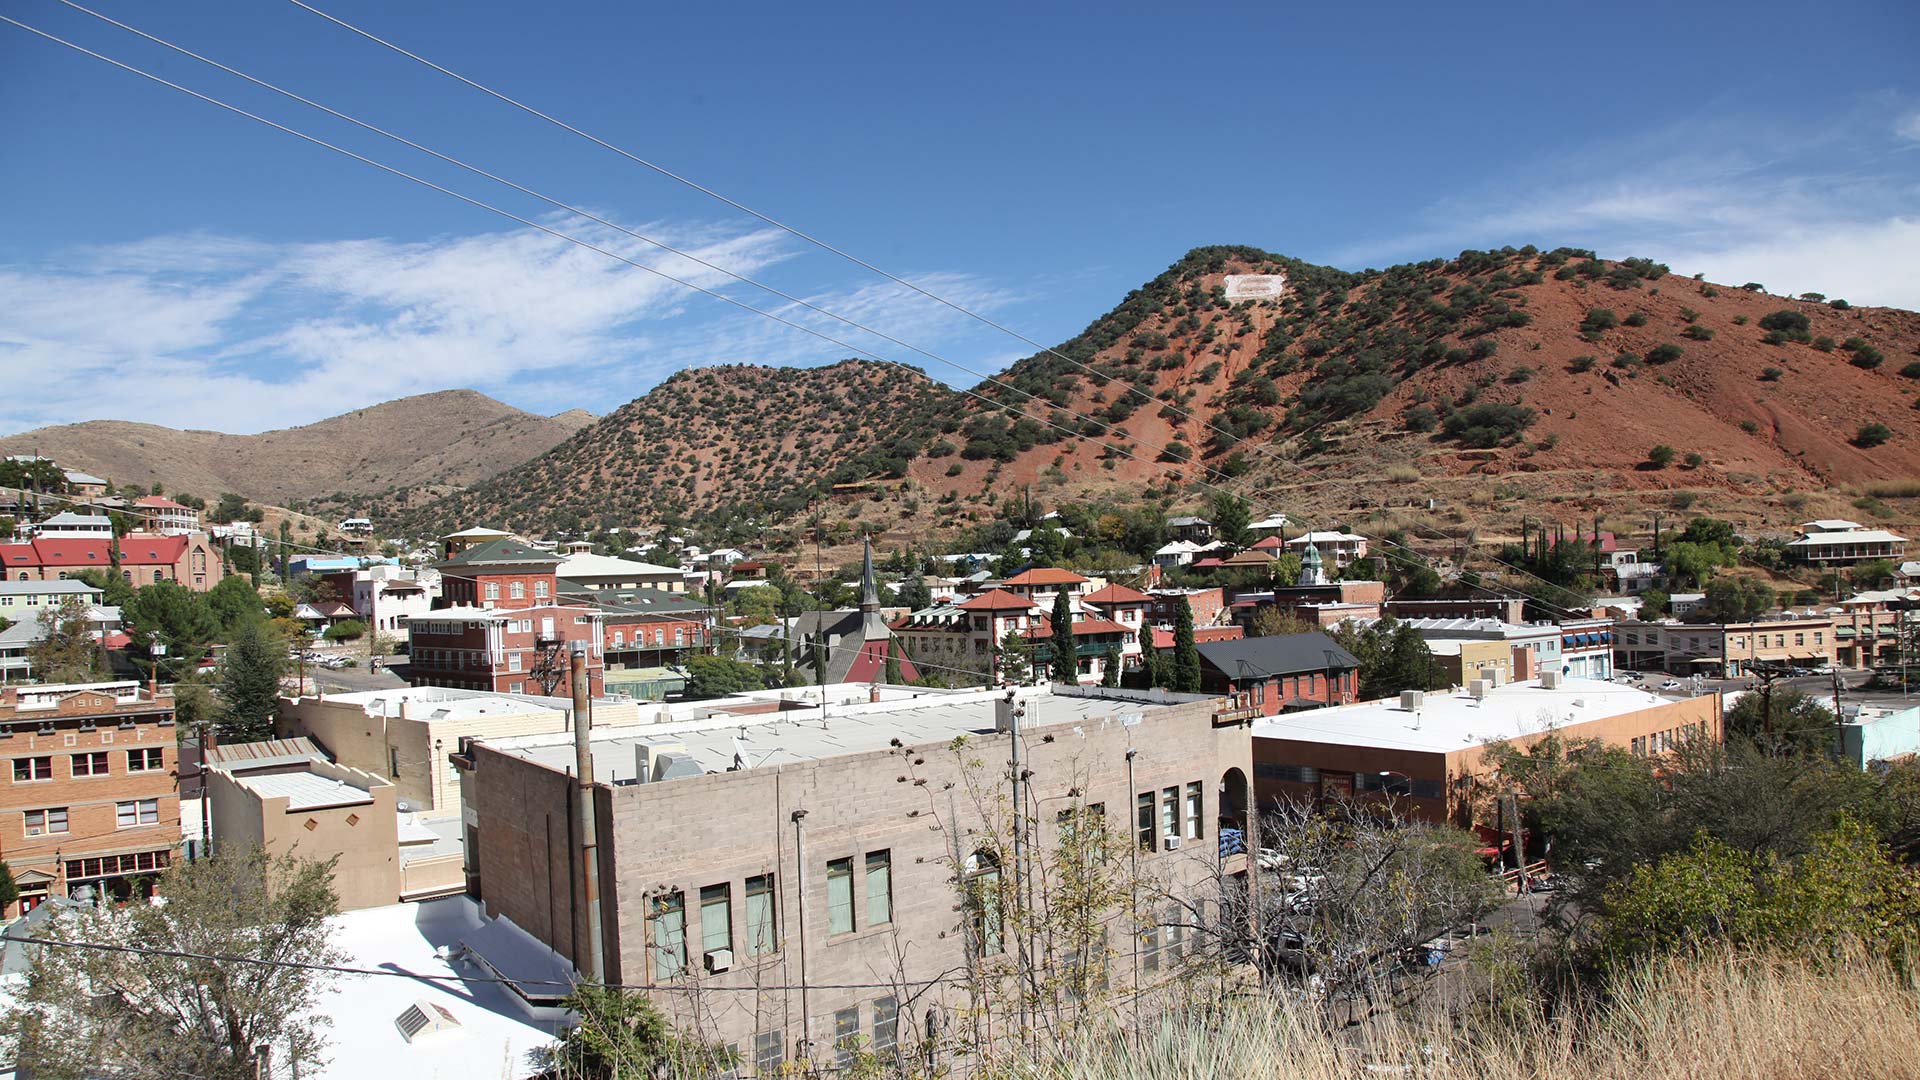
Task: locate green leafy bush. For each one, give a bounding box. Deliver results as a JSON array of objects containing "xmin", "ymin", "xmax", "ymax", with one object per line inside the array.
[
  {"xmin": 1443, "ymin": 402, "xmax": 1536, "ymax": 448},
  {"xmin": 1403, "ymin": 404, "xmax": 1439, "ymax": 432},
  {"xmin": 1568, "ymin": 355, "xmax": 1597, "ymax": 373},
  {"xmin": 1624, "ymin": 312, "xmax": 1649, "ymax": 327},
  {"xmin": 1759, "ymin": 310, "xmax": 1810, "ymax": 333},
  {"xmin": 1760, "ymin": 367, "xmax": 1784, "ymax": 381},
  {"xmin": 1580, "ymin": 308, "xmax": 1619, "ymax": 334},
  {"xmin": 1646, "ymin": 444, "xmax": 1677, "ymax": 469},
  {"xmin": 1855, "ymin": 423, "xmax": 1892, "ymax": 448},
  {"xmin": 1646, "ymin": 343, "xmax": 1685, "ymax": 365},
  {"xmin": 1682, "ymin": 325, "xmax": 1715, "ymax": 341}
]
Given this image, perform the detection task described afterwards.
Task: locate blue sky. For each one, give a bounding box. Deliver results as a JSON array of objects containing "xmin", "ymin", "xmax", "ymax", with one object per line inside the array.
[{"xmin": 2, "ymin": 0, "xmax": 1917, "ymax": 435}]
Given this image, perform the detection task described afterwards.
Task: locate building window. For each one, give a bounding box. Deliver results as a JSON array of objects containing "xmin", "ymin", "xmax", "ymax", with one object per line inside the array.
[
  {"xmin": 24, "ymin": 807, "xmax": 68, "ymax": 835},
  {"xmin": 834, "ymin": 1007, "xmax": 861, "ymax": 1068},
  {"xmin": 865, "ymin": 850, "xmax": 892, "ymax": 927},
  {"xmin": 753, "ymin": 1030, "xmax": 784, "ymax": 1074},
  {"xmin": 116, "ymin": 798, "xmax": 159, "ymax": 828},
  {"xmin": 1135, "ymin": 791, "xmax": 1155, "ymax": 850},
  {"xmin": 534, "ymin": 581, "xmax": 549, "ymax": 599},
  {"xmin": 648, "ymin": 890, "xmax": 686, "ymax": 978},
  {"xmin": 71, "ymin": 752, "xmax": 109, "ymax": 777},
  {"xmin": 508, "ymin": 652, "xmax": 522, "ymax": 672},
  {"xmin": 674, "ymin": 627, "xmax": 685, "ymax": 647},
  {"xmin": 700, "ymin": 883, "xmax": 732, "ymax": 959},
  {"xmin": 13, "ymin": 756, "xmax": 51, "ymax": 782},
  {"xmin": 826, "ymin": 857, "xmax": 856, "ymax": 935},
  {"xmin": 127, "ymin": 748, "xmax": 164, "ymax": 772},
  {"xmin": 1184, "ymin": 782, "xmax": 1203, "ymax": 840},
  {"xmin": 612, "ymin": 631, "xmax": 624, "ymax": 647},
  {"xmin": 873, "ymin": 995, "xmax": 898, "ymax": 1054},
  {"xmin": 745, "ymin": 874, "xmax": 777, "ymax": 956},
  {"xmin": 511, "ymin": 582, "xmax": 525, "ymax": 600},
  {"xmin": 1160, "ymin": 786, "xmax": 1178, "ymax": 845},
  {"xmin": 485, "ymin": 583, "xmax": 499, "ymax": 601},
  {"xmin": 966, "ymin": 850, "xmax": 1003, "ymax": 956}
]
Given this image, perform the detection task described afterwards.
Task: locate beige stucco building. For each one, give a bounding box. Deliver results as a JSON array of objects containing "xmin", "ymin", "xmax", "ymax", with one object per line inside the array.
[{"xmin": 206, "ymin": 741, "xmax": 404, "ymax": 912}]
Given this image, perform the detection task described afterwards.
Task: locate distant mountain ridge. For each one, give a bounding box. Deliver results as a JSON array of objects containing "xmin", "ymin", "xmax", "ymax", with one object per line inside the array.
[{"xmin": 0, "ymin": 389, "xmax": 596, "ymax": 506}]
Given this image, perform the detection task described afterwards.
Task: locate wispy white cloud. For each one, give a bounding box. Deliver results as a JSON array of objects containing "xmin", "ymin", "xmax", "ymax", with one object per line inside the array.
[
  {"xmin": 1338, "ymin": 101, "xmax": 1920, "ymax": 308},
  {"xmin": 0, "ymin": 216, "xmax": 1018, "ymax": 435}
]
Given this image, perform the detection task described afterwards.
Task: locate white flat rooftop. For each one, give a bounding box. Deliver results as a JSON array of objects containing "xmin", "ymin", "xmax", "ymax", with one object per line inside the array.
[
  {"xmin": 1252, "ymin": 678, "xmax": 1695, "ymax": 755},
  {"xmin": 307, "ymin": 897, "xmax": 562, "ymax": 1080},
  {"xmin": 236, "ymin": 770, "xmax": 375, "ymax": 811},
  {"xmin": 311, "ymin": 686, "xmax": 576, "ymax": 721},
  {"xmin": 488, "ymin": 685, "xmax": 1207, "ymax": 782}
]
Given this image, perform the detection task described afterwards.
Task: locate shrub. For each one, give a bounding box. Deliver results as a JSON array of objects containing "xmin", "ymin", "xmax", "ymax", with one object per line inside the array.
[
  {"xmin": 1646, "ymin": 444, "xmax": 1677, "ymax": 469},
  {"xmin": 1739, "ymin": 419, "xmax": 1760, "ymax": 433},
  {"xmin": 1679, "ymin": 306, "xmax": 1700, "ymax": 323},
  {"xmin": 1759, "ymin": 310, "xmax": 1810, "ymax": 333},
  {"xmin": 1813, "ymin": 335, "xmax": 1836, "ymax": 351},
  {"xmin": 1568, "ymin": 355, "xmax": 1597, "ymax": 373},
  {"xmin": 1443, "ymin": 402, "xmax": 1536, "ymax": 448},
  {"xmin": 945, "ymin": 462, "xmax": 964, "ymax": 477},
  {"xmin": 1763, "ymin": 330, "xmax": 1789, "ymax": 346},
  {"xmin": 1624, "ymin": 312, "xmax": 1649, "ymax": 327},
  {"xmin": 1900, "ymin": 362, "xmax": 1920, "ymax": 379},
  {"xmin": 1469, "ymin": 337, "xmax": 1499, "ymax": 360},
  {"xmin": 1160, "ymin": 440, "xmax": 1192, "ymax": 463},
  {"xmin": 1682, "ymin": 325, "xmax": 1715, "ymax": 341},
  {"xmin": 1855, "ymin": 423, "xmax": 1893, "ymax": 448},
  {"xmin": 1850, "ymin": 345, "xmax": 1885, "ymax": 370},
  {"xmin": 1580, "ymin": 308, "xmax": 1619, "ymax": 334},
  {"xmin": 323, "ymin": 619, "xmax": 366, "ymax": 642},
  {"xmin": 1505, "ymin": 367, "xmax": 1534, "ymax": 384},
  {"xmin": 1402, "ymin": 404, "xmax": 1439, "ymax": 433},
  {"xmin": 1684, "ymin": 451, "xmax": 1705, "ymax": 468},
  {"xmin": 1647, "ymin": 343, "xmax": 1685, "ymax": 365},
  {"xmin": 1613, "ymin": 352, "xmax": 1642, "ymax": 369},
  {"xmin": 1760, "ymin": 367, "xmax": 1784, "ymax": 381},
  {"xmin": 1830, "ymin": 298, "xmax": 1851, "ymax": 309},
  {"xmin": 1741, "ymin": 282, "xmax": 1766, "ymax": 292},
  {"xmin": 1733, "ymin": 315, "xmax": 1749, "ymax": 325}
]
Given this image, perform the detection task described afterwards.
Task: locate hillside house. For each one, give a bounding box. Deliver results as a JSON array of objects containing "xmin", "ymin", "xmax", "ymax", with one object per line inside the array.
[
  {"xmin": 131, "ymin": 495, "xmax": 200, "ymax": 536},
  {"xmin": 1787, "ymin": 520, "xmax": 1908, "ymax": 567}
]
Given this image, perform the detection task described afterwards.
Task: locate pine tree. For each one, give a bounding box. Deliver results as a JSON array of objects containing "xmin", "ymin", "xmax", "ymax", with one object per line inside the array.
[
  {"xmin": 884, "ymin": 643, "xmax": 903, "ymax": 685},
  {"xmin": 1051, "ymin": 590, "xmax": 1077, "ymax": 684},
  {"xmin": 1101, "ymin": 646, "xmax": 1122, "ymax": 687},
  {"xmin": 216, "ymin": 620, "xmax": 288, "ymax": 742},
  {"xmin": 1172, "ymin": 599, "xmax": 1202, "ymax": 693}
]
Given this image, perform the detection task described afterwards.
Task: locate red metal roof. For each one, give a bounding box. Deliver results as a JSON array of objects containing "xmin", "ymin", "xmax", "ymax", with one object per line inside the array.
[
  {"xmin": 1149, "ymin": 626, "xmax": 1246, "ymax": 650},
  {"xmin": 956, "ymin": 589, "xmax": 1036, "ymax": 612},
  {"xmin": 1081, "ymin": 583, "xmax": 1152, "ymax": 605},
  {"xmin": 133, "ymin": 496, "xmax": 193, "ymax": 510},
  {"xmin": 4, "ymin": 537, "xmax": 191, "ymax": 569},
  {"xmin": 999, "ymin": 567, "xmax": 1089, "ymax": 586},
  {"xmin": 1027, "ymin": 617, "xmax": 1129, "ymax": 639}
]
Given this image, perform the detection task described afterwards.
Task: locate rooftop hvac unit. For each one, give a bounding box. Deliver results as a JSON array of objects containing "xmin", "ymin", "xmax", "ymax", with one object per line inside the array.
[
  {"xmin": 394, "ymin": 1000, "xmax": 461, "ymax": 1043},
  {"xmin": 651, "ymin": 751, "xmax": 704, "ymax": 782},
  {"xmin": 1468, "ymin": 679, "xmax": 1492, "ymax": 700},
  {"xmin": 1399, "ymin": 690, "xmax": 1426, "ymax": 712},
  {"xmin": 1478, "ymin": 667, "xmax": 1503, "ymax": 687},
  {"xmin": 1540, "ymin": 670, "xmax": 1564, "ymax": 690}
]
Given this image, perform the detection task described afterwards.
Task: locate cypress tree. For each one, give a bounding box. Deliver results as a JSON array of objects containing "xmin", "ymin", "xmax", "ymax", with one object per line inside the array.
[
  {"xmin": 1173, "ymin": 599, "xmax": 1202, "ymax": 693},
  {"xmin": 1101, "ymin": 646, "xmax": 1122, "ymax": 687},
  {"xmin": 217, "ymin": 620, "xmax": 288, "ymax": 742},
  {"xmin": 1051, "ymin": 590, "xmax": 1078, "ymax": 684},
  {"xmin": 884, "ymin": 642, "xmax": 903, "ymax": 685}
]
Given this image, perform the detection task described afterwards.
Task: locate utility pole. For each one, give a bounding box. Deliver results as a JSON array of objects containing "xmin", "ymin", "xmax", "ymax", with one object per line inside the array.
[
  {"xmin": 1003, "ymin": 690, "xmax": 1032, "ymax": 1045},
  {"xmin": 790, "ymin": 808, "xmax": 812, "ymax": 1061},
  {"xmin": 1830, "ymin": 665, "xmax": 1845, "ymax": 760},
  {"xmin": 1505, "ymin": 789, "xmax": 1529, "ymax": 894},
  {"xmin": 570, "ymin": 643, "xmax": 604, "ymax": 986}
]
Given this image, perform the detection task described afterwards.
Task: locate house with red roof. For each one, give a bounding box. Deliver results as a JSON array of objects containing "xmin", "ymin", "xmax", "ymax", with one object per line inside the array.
[
  {"xmin": 892, "ymin": 572, "xmax": 1143, "ymax": 686},
  {"xmin": 0, "ymin": 533, "xmax": 223, "ymax": 592}
]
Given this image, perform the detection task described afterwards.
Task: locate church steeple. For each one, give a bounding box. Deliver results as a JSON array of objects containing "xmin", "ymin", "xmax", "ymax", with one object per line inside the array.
[
  {"xmin": 859, "ymin": 536, "xmax": 880, "ymax": 613},
  {"xmin": 1298, "ymin": 541, "xmax": 1327, "ymax": 586}
]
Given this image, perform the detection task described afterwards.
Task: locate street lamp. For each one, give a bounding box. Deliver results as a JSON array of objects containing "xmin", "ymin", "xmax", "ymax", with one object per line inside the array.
[
  {"xmin": 1377, "ymin": 769, "xmax": 1413, "ymax": 796},
  {"xmin": 148, "ymin": 642, "xmax": 166, "ymax": 695}
]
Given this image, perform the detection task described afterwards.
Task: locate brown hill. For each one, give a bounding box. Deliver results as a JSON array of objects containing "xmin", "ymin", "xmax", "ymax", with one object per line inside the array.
[
  {"xmin": 0, "ymin": 389, "xmax": 596, "ymax": 506},
  {"xmin": 412, "ymin": 245, "xmax": 1920, "ymax": 539}
]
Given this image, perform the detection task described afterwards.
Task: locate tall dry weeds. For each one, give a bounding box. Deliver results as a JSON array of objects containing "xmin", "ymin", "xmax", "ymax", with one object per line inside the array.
[{"xmin": 996, "ymin": 947, "xmax": 1920, "ymax": 1080}]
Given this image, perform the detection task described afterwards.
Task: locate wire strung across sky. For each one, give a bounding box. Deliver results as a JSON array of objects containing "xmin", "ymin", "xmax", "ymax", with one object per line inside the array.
[{"xmin": 0, "ymin": 11, "xmax": 1593, "ymax": 620}]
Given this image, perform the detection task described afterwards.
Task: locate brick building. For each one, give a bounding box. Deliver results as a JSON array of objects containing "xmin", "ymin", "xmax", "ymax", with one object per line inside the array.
[
  {"xmin": 0, "ymin": 533, "xmax": 223, "ymax": 591},
  {"xmin": 1195, "ymin": 633, "xmax": 1361, "ymax": 716},
  {"xmin": 455, "ymin": 683, "xmax": 1253, "ymax": 1071},
  {"xmin": 131, "ymin": 495, "xmax": 202, "ymax": 536},
  {"xmin": 410, "ymin": 537, "xmax": 604, "ymax": 698},
  {"xmin": 0, "ymin": 681, "xmax": 178, "ymax": 915}
]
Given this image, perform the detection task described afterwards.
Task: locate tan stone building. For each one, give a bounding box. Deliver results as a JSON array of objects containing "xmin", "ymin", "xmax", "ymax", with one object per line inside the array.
[
  {"xmin": 1615, "ymin": 616, "xmax": 1835, "ymax": 676},
  {"xmin": 206, "ymin": 741, "xmax": 403, "ymax": 912},
  {"xmin": 277, "ymin": 686, "xmax": 645, "ymax": 814},
  {"xmin": 456, "ymin": 683, "xmax": 1254, "ymax": 1072},
  {"xmin": 0, "ymin": 681, "xmax": 179, "ymax": 915}
]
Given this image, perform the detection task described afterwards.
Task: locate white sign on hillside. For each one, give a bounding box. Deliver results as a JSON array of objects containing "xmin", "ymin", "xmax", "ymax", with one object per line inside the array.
[{"xmin": 1223, "ymin": 273, "xmax": 1289, "ymax": 301}]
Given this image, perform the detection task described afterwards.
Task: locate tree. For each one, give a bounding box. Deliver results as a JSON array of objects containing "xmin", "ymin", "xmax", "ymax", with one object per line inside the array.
[
  {"xmin": 217, "ymin": 619, "xmax": 288, "ymax": 742},
  {"xmin": 3, "ymin": 847, "xmax": 343, "ymax": 1080},
  {"xmin": 1639, "ymin": 588, "xmax": 1670, "ymax": 618},
  {"xmin": 1251, "ymin": 606, "xmax": 1315, "ymax": 637},
  {"xmin": 0, "ymin": 861, "xmax": 17, "ymax": 914},
  {"xmin": 727, "ymin": 584, "xmax": 783, "ymax": 626},
  {"xmin": 26, "ymin": 596, "xmax": 107, "ymax": 684},
  {"xmin": 1856, "ymin": 423, "xmax": 1893, "ymax": 448},
  {"xmin": 1724, "ymin": 688, "xmax": 1836, "ymax": 756},
  {"xmin": 1209, "ymin": 493, "xmax": 1253, "ymax": 551},
  {"xmin": 1027, "ymin": 519, "xmax": 1067, "ymax": 568},
  {"xmin": 1050, "ymin": 590, "xmax": 1077, "ymax": 684},
  {"xmin": 1663, "ymin": 540, "xmax": 1730, "ymax": 590},
  {"xmin": 1646, "ymin": 444, "xmax": 1677, "ymax": 469},
  {"xmin": 321, "ymin": 619, "xmax": 366, "ymax": 642},
  {"xmin": 1332, "ymin": 617, "xmax": 1442, "ymax": 699},
  {"xmin": 995, "ymin": 627, "xmax": 1032, "ymax": 686},
  {"xmin": 75, "ymin": 567, "xmax": 135, "ymax": 609},
  {"xmin": 1171, "ymin": 597, "xmax": 1201, "ymax": 692},
  {"xmin": 1140, "ymin": 640, "xmax": 1165, "ymax": 690},
  {"xmin": 1850, "ymin": 559, "xmax": 1898, "ymax": 591},
  {"xmin": 884, "ymin": 642, "xmax": 904, "ymax": 685},
  {"xmin": 1688, "ymin": 576, "xmax": 1775, "ymax": 623},
  {"xmin": 1100, "ymin": 646, "xmax": 1122, "ymax": 687},
  {"xmin": 204, "ymin": 575, "xmax": 263, "ymax": 637},
  {"xmin": 123, "ymin": 580, "xmax": 220, "ymax": 680},
  {"xmin": 545, "ymin": 985, "xmax": 736, "ymax": 1079},
  {"xmin": 895, "ymin": 567, "xmax": 932, "ymax": 612},
  {"xmin": 685, "ymin": 655, "xmax": 768, "ymax": 698}
]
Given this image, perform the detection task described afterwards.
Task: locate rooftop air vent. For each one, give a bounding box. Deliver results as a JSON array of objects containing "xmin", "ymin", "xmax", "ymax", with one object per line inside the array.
[{"xmin": 394, "ymin": 999, "xmax": 461, "ymax": 1043}]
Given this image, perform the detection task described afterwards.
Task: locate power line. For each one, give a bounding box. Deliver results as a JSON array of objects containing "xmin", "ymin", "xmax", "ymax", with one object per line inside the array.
[
  {"xmin": 17, "ymin": 932, "xmax": 964, "ymax": 993},
  {"xmin": 0, "ymin": 14, "xmax": 1590, "ymax": 621}
]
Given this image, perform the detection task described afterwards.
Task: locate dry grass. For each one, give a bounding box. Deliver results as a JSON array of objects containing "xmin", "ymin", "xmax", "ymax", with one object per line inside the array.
[
  {"xmin": 1002, "ymin": 948, "xmax": 1920, "ymax": 1080},
  {"xmin": 1858, "ymin": 478, "xmax": 1920, "ymax": 499},
  {"xmin": 1385, "ymin": 464, "xmax": 1422, "ymax": 484}
]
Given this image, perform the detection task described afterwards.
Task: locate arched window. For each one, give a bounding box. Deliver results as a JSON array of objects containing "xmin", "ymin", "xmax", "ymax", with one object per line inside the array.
[
  {"xmin": 510, "ymin": 582, "xmax": 525, "ymax": 600},
  {"xmin": 534, "ymin": 580, "xmax": 549, "ymax": 600},
  {"xmin": 16, "ymin": 573, "xmax": 28, "ymax": 581},
  {"xmin": 964, "ymin": 850, "xmax": 1003, "ymax": 957},
  {"xmin": 121, "ymin": 571, "xmax": 132, "ymax": 583},
  {"xmin": 152, "ymin": 570, "xmax": 164, "ymax": 583}
]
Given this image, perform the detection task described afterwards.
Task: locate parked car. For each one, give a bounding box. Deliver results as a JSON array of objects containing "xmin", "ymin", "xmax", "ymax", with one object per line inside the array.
[{"xmin": 1661, "ymin": 679, "xmax": 1683, "ymax": 690}]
